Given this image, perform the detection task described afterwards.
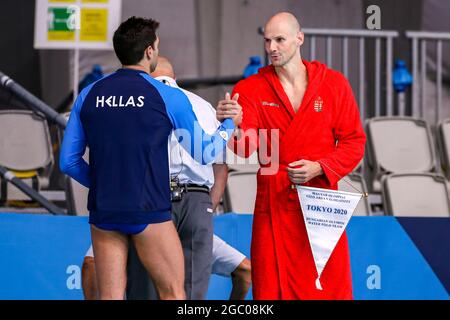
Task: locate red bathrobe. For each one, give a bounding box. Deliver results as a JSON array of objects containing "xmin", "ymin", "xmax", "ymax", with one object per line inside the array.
[{"xmin": 231, "ymin": 60, "xmax": 366, "ymax": 300}]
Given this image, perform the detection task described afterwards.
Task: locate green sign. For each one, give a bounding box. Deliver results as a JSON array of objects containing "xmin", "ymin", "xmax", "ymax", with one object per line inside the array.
[
  {"xmin": 48, "ymin": 7, "xmax": 72, "ymax": 31},
  {"xmin": 47, "ymin": 7, "xmax": 75, "ymax": 40}
]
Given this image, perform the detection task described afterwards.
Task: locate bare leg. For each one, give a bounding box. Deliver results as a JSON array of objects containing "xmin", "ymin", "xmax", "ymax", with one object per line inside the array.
[
  {"xmin": 230, "ymin": 258, "xmax": 252, "ymax": 300},
  {"xmin": 90, "ymin": 225, "xmax": 129, "ymax": 300},
  {"xmin": 132, "ymin": 221, "xmax": 186, "ymax": 300},
  {"xmin": 81, "ymin": 256, "xmax": 98, "ymax": 300}
]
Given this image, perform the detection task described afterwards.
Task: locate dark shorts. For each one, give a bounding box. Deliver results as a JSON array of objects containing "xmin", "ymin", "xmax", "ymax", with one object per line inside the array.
[
  {"xmin": 93, "ymin": 223, "xmax": 148, "ymax": 235},
  {"xmin": 93, "ymin": 211, "xmax": 172, "ymax": 235}
]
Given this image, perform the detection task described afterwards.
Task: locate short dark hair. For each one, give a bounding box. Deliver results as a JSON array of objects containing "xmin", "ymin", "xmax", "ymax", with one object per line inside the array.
[{"xmin": 113, "ymin": 16, "xmax": 160, "ymax": 65}]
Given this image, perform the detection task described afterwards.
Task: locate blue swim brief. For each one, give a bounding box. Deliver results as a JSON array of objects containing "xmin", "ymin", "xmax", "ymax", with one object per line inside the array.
[
  {"xmin": 94, "ymin": 223, "xmax": 149, "ymax": 235},
  {"xmin": 91, "ymin": 211, "xmax": 172, "ymax": 235}
]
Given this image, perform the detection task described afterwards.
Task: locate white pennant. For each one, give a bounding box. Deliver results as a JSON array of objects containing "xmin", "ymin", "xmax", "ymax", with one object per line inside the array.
[{"xmin": 296, "ymin": 186, "xmax": 362, "ymax": 291}]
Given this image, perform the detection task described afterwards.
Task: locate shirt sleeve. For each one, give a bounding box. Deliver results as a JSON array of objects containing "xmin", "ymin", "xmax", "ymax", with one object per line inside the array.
[
  {"xmin": 212, "ymin": 149, "xmax": 227, "ymax": 164},
  {"xmin": 318, "ymin": 77, "xmax": 366, "ymax": 186},
  {"xmin": 59, "ymin": 87, "xmax": 91, "ymax": 188},
  {"xmin": 230, "ymin": 81, "xmax": 260, "ymax": 158},
  {"xmin": 141, "ymin": 74, "xmax": 235, "ymax": 165},
  {"xmin": 204, "ymin": 105, "xmax": 227, "ymax": 164},
  {"xmin": 168, "ymin": 94, "xmax": 235, "ymax": 165}
]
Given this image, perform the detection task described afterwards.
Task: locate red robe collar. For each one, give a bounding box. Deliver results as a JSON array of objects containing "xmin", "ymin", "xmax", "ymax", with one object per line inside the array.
[{"xmin": 258, "ymin": 60, "xmax": 328, "ymax": 119}]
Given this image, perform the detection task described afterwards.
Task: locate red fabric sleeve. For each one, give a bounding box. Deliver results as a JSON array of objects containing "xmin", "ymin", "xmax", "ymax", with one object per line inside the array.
[
  {"xmin": 318, "ymin": 77, "xmax": 366, "ymax": 186},
  {"xmin": 230, "ymin": 81, "xmax": 260, "ymax": 158}
]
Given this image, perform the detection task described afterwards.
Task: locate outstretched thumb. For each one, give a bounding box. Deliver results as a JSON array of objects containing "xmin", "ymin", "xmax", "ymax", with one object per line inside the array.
[{"xmin": 289, "ymin": 160, "xmax": 306, "ymax": 167}]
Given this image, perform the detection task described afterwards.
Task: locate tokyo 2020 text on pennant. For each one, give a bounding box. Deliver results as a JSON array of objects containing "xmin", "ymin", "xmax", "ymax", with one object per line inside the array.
[{"xmin": 296, "ymin": 186, "xmax": 362, "ymax": 290}]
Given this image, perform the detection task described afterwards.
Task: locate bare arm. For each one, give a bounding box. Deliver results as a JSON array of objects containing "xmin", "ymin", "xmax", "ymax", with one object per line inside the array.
[{"xmin": 211, "ymin": 164, "xmax": 228, "ymax": 211}]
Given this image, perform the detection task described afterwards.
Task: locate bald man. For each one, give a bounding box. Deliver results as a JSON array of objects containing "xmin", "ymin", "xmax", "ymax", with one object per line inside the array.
[
  {"xmin": 217, "ymin": 12, "xmax": 366, "ymax": 299},
  {"xmin": 150, "ymin": 56, "xmax": 175, "ymax": 78}
]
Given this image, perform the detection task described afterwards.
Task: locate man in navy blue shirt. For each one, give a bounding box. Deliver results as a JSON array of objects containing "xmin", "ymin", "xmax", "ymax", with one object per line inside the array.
[{"xmin": 60, "ymin": 17, "xmax": 242, "ymax": 300}]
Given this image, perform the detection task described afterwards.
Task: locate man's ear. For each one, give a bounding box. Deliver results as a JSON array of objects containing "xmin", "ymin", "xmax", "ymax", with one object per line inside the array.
[
  {"xmin": 145, "ymin": 46, "xmax": 153, "ymax": 60},
  {"xmin": 297, "ymin": 31, "xmax": 304, "ymax": 46}
]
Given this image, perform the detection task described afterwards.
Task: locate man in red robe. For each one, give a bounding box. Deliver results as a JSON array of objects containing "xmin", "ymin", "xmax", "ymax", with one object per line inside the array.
[{"xmin": 217, "ymin": 12, "xmax": 366, "ymax": 299}]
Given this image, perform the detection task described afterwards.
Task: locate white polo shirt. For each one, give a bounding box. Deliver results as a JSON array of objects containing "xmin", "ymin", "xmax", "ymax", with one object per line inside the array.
[{"xmin": 156, "ymin": 76, "xmax": 225, "ymax": 189}]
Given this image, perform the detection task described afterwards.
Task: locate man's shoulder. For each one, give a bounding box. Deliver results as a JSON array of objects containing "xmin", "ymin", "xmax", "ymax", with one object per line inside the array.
[
  {"xmin": 141, "ymin": 73, "xmax": 181, "ymax": 94},
  {"xmin": 319, "ymin": 66, "xmax": 355, "ymax": 103},
  {"xmin": 143, "ymin": 75, "xmax": 197, "ymax": 112},
  {"xmin": 178, "ymin": 88, "xmax": 218, "ymax": 126},
  {"xmin": 324, "ymin": 67, "xmax": 350, "ymax": 87},
  {"xmin": 77, "ymin": 72, "xmax": 117, "ymax": 107},
  {"xmin": 82, "ymin": 71, "xmax": 115, "ymax": 92},
  {"xmin": 234, "ymin": 72, "xmax": 266, "ymax": 93}
]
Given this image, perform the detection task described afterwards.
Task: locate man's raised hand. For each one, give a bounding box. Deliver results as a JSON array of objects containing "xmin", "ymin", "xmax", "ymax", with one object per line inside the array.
[{"xmin": 216, "ymin": 92, "xmax": 242, "ymax": 127}]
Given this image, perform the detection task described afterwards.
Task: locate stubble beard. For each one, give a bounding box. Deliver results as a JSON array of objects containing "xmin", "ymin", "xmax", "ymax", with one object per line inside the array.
[{"xmin": 272, "ymin": 47, "xmax": 298, "ymax": 68}]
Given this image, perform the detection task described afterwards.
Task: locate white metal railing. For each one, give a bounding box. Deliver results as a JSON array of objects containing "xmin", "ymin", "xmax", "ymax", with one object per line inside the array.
[
  {"xmin": 406, "ymin": 31, "xmax": 450, "ymax": 124},
  {"xmin": 302, "ymin": 29, "xmax": 399, "ymax": 121}
]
